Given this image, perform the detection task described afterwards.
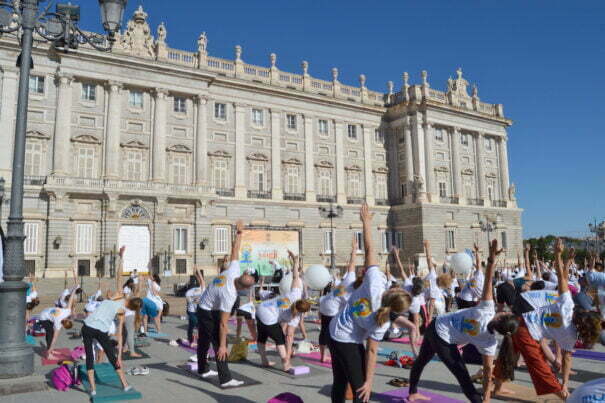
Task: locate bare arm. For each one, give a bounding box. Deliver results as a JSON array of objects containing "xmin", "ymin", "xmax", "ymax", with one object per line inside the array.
[
  {"xmin": 360, "ymin": 203, "xmax": 377, "ymax": 268},
  {"xmin": 358, "ymin": 338, "xmax": 379, "ymax": 401},
  {"xmin": 66, "ymin": 287, "xmax": 78, "ymax": 311},
  {"xmin": 553, "ymin": 238, "xmax": 568, "ymax": 294},
  {"xmin": 229, "ymin": 220, "xmax": 244, "ymax": 262},
  {"xmin": 482, "ymin": 239, "xmax": 502, "ymax": 301},
  {"xmin": 424, "ymin": 240, "xmax": 434, "ymax": 272},
  {"xmin": 391, "ymin": 247, "xmax": 407, "ymax": 280},
  {"xmin": 194, "ymin": 266, "xmax": 205, "ymax": 290},
  {"xmin": 347, "ymin": 235, "xmax": 358, "ymax": 274},
  {"xmin": 116, "ymin": 246, "xmax": 125, "ymax": 294},
  {"xmin": 217, "ymin": 311, "xmax": 231, "ymax": 361},
  {"xmin": 288, "ymin": 250, "xmax": 302, "ymax": 289},
  {"xmin": 523, "ymin": 244, "xmax": 532, "ymax": 280}
]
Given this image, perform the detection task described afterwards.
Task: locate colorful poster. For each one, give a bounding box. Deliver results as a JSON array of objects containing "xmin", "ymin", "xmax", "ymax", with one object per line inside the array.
[{"xmin": 239, "ymin": 230, "xmax": 300, "ymax": 276}]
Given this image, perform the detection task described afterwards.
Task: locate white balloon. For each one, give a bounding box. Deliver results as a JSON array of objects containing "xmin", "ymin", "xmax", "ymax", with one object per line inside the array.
[
  {"xmin": 304, "ymin": 264, "xmax": 331, "ymax": 290},
  {"xmin": 568, "ymin": 378, "xmax": 605, "ymax": 403},
  {"xmin": 450, "ymin": 253, "xmax": 473, "ymax": 275}
]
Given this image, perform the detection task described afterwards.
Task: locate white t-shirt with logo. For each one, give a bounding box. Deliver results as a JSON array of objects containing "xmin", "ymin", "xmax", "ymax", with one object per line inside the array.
[
  {"xmin": 523, "ymin": 291, "xmax": 576, "ymax": 351},
  {"xmin": 330, "ymin": 266, "xmax": 389, "ymax": 344},
  {"xmin": 520, "ymin": 290, "xmax": 559, "ymax": 310},
  {"xmin": 146, "ymin": 280, "xmax": 163, "ymax": 311},
  {"xmin": 199, "ymin": 261, "xmax": 241, "ymax": 313},
  {"xmin": 185, "ymin": 286, "xmax": 204, "ymax": 313},
  {"xmin": 435, "ymin": 299, "xmax": 497, "ymax": 356},
  {"xmin": 40, "ymin": 307, "xmax": 71, "ymax": 330},
  {"xmin": 319, "ymin": 271, "xmax": 356, "ymax": 317},
  {"xmin": 459, "ymin": 270, "xmax": 484, "ymax": 302},
  {"xmin": 256, "ymin": 287, "xmax": 303, "ymax": 327}
]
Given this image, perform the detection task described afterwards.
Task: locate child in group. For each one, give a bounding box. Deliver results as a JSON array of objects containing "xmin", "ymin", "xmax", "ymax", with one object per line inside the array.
[
  {"xmin": 318, "ymin": 235, "xmax": 358, "ymax": 363},
  {"xmin": 408, "ymin": 239, "xmax": 517, "ymax": 403},
  {"xmin": 255, "ymin": 250, "xmax": 311, "ymax": 371},
  {"xmin": 185, "ymin": 267, "xmax": 205, "ymax": 346},
  {"xmin": 329, "ymin": 204, "xmax": 412, "ymax": 403},
  {"xmin": 39, "ymin": 286, "xmax": 78, "ymax": 358}
]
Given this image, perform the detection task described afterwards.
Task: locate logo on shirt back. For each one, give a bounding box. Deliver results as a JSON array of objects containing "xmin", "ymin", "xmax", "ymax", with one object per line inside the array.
[
  {"xmin": 469, "ymin": 280, "xmax": 477, "ymax": 288},
  {"xmin": 461, "ymin": 319, "xmax": 480, "ymax": 336},
  {"xmin": 350, "ymin": 298, "xmax": 371, "ymax": 318},
  {"xmin": 212, "ymin": 276, "xmax": 226, "ymax": 287},
  {"xmin": 332, "ymin": 286, "xmax": 346, "ymax": 297},
  {"xmin": 544, "ymin": 293, "xmax": 559, "ymax": 304},
  {"xmin": 542, "ymin": 312, "xmax": 562, "ymax": 328},
  {"xmin": 276, "ymin": 297, "xmax": 291, "ymax": 309}
]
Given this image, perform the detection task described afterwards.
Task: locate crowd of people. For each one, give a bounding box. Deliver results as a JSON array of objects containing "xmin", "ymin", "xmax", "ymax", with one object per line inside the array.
[{"xmin": 18, "ymin": 203, "xmax": 605, "ymax": 401}]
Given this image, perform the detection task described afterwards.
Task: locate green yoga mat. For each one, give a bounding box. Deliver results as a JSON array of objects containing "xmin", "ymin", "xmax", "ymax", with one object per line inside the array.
[{"xmin": 77, "ymin": 363, "xmax": 142, "ymax": 402}]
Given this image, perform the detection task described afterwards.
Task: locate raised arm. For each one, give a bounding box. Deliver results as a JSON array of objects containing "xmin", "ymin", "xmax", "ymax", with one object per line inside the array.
[
  {"xmin": 564, "ymin": 248, "xmax": 576, "ymax": 275},
  {"xmin": 392, "ymin": 247, "xmax": 407, "ymax": 280},
  {"xmin": 523, "ymin": 244, "xmax": 533, "ymax": 280},
  {"xmin": 194, "ymin": 266, "xmax": 205, "ymax": 290},
  {"xmin": 473, "ymin": 243, "xmax": 481, "ymax": 274},
  {"xmin": 230, "ymin": 220, "xmax": 244, "ymax": 262},
  {"xmin": 116, "ymin": 246, "xmax": 125, "ymax": 293},
  {"xmin": 360, "ymin": 203, "xmax": 377, "ymax": 268},
  {"xmin": 288, "ymin": 250, "xmax": 302, "ymax": 289},
  {"xmin": 424, "ymin": 240, "xmax": 434, "ymax": 272},
  {"xmin": 66, "ymin": 286, "xmax": 79, "ymax": 311},
  {"xmin": 482, "ymin": 239, "xmax": 502, "ymax": 301},
  {"xmin": 347, "ymin": 235, "xmax": 358, "ymax": 274},
  {"xmin": 553, "ymin": 238, "xmax": 568, "ymax": 294}
]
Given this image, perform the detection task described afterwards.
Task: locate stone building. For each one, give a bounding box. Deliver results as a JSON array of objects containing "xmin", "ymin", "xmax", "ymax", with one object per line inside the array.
[{"xmin": 0, "ymin": 7, "xmax": 522, "ymax": 278}]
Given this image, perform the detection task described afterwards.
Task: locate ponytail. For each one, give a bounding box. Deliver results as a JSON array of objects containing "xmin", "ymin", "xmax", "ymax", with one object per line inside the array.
[
  {"xmin": 376, "ymin": 306, "xmax": 391, "ymax": 326},
  {"xmin": 492, "ymin": 314, "xmax": 520, "ymax": 381},
  {"xmin": 375, "ymin": 290, "xmax": 412, "ymax": 326}
]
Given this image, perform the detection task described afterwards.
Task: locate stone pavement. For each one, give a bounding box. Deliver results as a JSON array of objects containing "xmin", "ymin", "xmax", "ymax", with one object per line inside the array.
[{"xmin": 5, "ymin": 278, "xmax": 604, "ymax": 402}]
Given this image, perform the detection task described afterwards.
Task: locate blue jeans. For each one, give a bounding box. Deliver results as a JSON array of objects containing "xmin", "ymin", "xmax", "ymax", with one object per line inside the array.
[{"xmin": 187, "ymin": 311, "xmax": 198, "ymax": 343}]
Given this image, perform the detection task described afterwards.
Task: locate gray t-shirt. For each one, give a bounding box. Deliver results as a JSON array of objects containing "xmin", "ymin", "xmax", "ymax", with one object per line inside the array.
[{"xmin": 84, "ymin": 299, "xmax": 124, "ymax": 333}]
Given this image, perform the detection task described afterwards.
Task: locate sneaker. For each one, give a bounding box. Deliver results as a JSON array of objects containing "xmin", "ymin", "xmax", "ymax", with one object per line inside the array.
[
  {"xmin": 199, "ymin": 370, "xmax": 218, "ymax": 378},
  {"xmin": 90, "ymin": 390, "xmax": 96, "ymax": 396},
  {"xmin": 124, "ymin": 385, "xmax": 133, "ymax": 392},
  {"xmin": 220, "ymin": 379, "xmax": 244, "ymax": 388}
]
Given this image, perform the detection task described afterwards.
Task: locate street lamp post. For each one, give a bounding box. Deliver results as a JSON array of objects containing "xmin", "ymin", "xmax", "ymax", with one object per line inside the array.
[
  {"xmin": 0, "ymin": 177, "xmax": 5, "ymax": 224},
  {"xmin": 318, "ymin": 204, "xmax": 343, "ymax": 273},
  {"xmin": 479, "ymin": 219, "xmax": 494, "ymax": 253},
  {"xmin": 0, "ymin": 0, "xmax": 127, "ymax": 378}
]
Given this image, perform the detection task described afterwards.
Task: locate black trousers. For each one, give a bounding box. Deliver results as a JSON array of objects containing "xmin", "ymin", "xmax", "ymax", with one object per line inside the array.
[
  {"xmin": 319, "ymin": 314, "xmax": 333, "ymax": 346},
  {"xmin": 196, "ymin": 308, "xmax": 232, "ymax": 384},
  {"xmin": 82, "ymin": 323, "xmax": 119, "ymax": 371},
  {"xmin": 40, "ymin": 320, "xmax": 54, "ymax": 349},
  {"xmin": 409, "ymin": 320, "xmax": 481, "ymax": 403},
  {"xmin": 328, "ymin": 338, "xmax": 366, "ymax": 403}
]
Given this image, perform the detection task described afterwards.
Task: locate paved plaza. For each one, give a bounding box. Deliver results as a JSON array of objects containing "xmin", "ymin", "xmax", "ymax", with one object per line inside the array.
[{"xmin": 3, "ymin": 278, "xmax": 603, "ymax": 402}]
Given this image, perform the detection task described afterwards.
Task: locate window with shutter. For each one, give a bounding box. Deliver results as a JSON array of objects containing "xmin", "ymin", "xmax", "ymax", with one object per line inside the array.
[
  {"xmin": 214, "ymin": 227, "xmax": 229, "ymax": 254},
  {"xmin": 24, "ymin": 222, "xmax": 39, "ymax": 255},
  {"xmin": 76, "ymin": 223, "xmax": 94, "ymax": 254}
]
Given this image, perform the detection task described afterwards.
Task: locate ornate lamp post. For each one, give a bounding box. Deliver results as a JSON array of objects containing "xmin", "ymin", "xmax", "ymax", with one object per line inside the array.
[
  {"xmin": 318, "ymin": 204, "xmax": 343, "ymax": 273},
  {"xmin": 479, "ymin": 218, "xmax": 495, "ymax": 252},
  {"xmin": 0, "ymin": 0, "xmax": 127, "ymax": 378}
]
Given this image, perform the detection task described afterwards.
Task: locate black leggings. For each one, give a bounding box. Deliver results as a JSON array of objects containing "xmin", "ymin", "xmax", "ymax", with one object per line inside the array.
[
  {"xmin": 196, "ymin": 309, "xmax": 232, "ymax": 384},
  {"xmin": 409, "ymin": 320, "xmax": 481, "ymax": 403},
  {"xmin": 82, "ymin": 323, "xmax": 120, "ymax": 371},
  {"xmin": 328, "ymin": 338, "xmax": 366, "ymax": 403},
  {"xmin": 319, "ymin": 314, "xmax": 333, "ymax": 346},
  {"xmin": 40, "ymin": 320, "xmax": 54, "ymax": 349}
]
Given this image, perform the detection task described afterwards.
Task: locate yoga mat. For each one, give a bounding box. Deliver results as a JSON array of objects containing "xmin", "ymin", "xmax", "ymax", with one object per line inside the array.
[
  {"xmin": 180, "ymin": 364, "xmax": 261, "ymax": 389},
  {"xmin": 40, "ymin": 348, "xmax": 72, "ymax": 366},
  {"xmin": 145, "ymin": 331, "xmax": 169, "ymax": 339},
  {"xmin": 389, "ymin": 337, "xmax": 423, "ymax": 346},
  {"xmin": 177, "ymin": 340, "xmax": 215, "ymax": 358},
  {"xmin": 246, "ymin": 354, "xmax": 331, "ymax": 379},
  {"xmin": 25, "ymin": 334, "xmax": 37, "ymax": 346},
  {"xmin": 122, "ymin": 350, "xmax": 150, "ymax": 361},
  {"xmin": 376, "ymin": 387, "xmax": 464, "ymax": 403},
  {"xmin": 296, "ymin": 351, "xmax": 332, "ymax": 369},
  {"xmin": 493, "ymin": 382, "xmax": 563, "ymax": 402},
  {"xmin": 78, "ymin": 363, "xmax": 142, "ymax": 402},
  {"xmin": 572, "ymin": 349, "xmax": 605, "ymax": 361},
  {"xmin": 134, "ymin": 339, "xmax": 150, "ymax": 348}
]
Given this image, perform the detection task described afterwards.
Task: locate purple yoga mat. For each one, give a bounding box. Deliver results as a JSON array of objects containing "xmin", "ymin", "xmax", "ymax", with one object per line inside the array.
[
  {"xmin": 295, "ymin": 352, "xmax": 332, "ymax": 369},
  {"xmin": 376, "ymin": 387, "xmax": 464, "ymax": 403},
  {"xmin": 178, "ymin": 340, "xmax": 214, "ymax": 358},
  {"xmin": 572, "ymin": 349, "xmax": 605, "ymax": 361}
]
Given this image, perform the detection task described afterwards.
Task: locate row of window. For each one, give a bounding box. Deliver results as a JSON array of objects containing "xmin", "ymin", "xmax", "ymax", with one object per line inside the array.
[{"xmin": 433, "ymin": 127, "xmax": 496, "ymax": 151}]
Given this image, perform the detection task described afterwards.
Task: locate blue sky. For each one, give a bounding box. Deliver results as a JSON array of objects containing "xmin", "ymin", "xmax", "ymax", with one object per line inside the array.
[{"xmin": 79, "ymin": 1, "xmax": 605, "ymax": 239}]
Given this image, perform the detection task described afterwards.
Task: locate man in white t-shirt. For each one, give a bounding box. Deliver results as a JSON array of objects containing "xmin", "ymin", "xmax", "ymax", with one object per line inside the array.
[{"xmin": 196, "ymin": 220, "xmax": 255, "ymax": 388}]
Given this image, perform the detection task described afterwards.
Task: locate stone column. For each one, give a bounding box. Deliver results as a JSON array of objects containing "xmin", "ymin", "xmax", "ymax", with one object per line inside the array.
[
  {"xmin": 271, "ymin": 109, "xmax": 282, "ymax": 199},
  {"xmin": 335, "ymin": 121, "xmax": 346, "ymax": 204},
  {"xmin": 451, "ymin": 127, "xmax": 462, "ymax": 200},
  {"xmin": 363, "ymin": 125, "xmax": 375, "ymax": 206},
  {"xmin": 474, "ymin": 132, "xmax": 485, "ymax": 202},
  {"xmin": 195, "ymin": 95, "xmax": 208, "ymax": 186},
  {"xmin": 404, "ymin": 122, "xmax": 414, "ymax": 202},
  {"xmin": 234, "ymin": 103, "xmax": 247, "ymax": 198},
  {"xmin": 0, "ymin": 68, "xmax": 18, "ymax": 178},
  {"xmin": 386, "ymin": 126, "xmax": 400, "ymax": 201},
  {"xmin": 52, "ymin": 74, "xmax": 73, "ymax": 176},
  {"xmin": 104, "ymin": 81, "xmax": 122, "ymax": 179},
  {"xmin": 411, "ymin": 115, "xmax": 426, "ymax": 201},
  {"xmin": 498, "ymin": 135, "xmax": 510, "ymax": 203},
  {"xmin": 423, "ymin": 122, "xmax": 434, "ymax": 199},
  {"xmin": 303, "ymin": 115, "xmax": 315, "ymax": 201},
  {"xmin": 152, "ymin": 88, "xmax": 168, "ymax": 182}
]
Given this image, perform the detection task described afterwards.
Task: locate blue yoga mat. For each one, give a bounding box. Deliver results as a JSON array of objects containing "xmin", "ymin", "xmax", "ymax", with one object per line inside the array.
[
  {"xmin": 25, "ymin": 334, "xmax": 36, "ymax": 346},
  {"xmin": 77, "ymin": 363, "xmax": 142, "ymax": 402}
]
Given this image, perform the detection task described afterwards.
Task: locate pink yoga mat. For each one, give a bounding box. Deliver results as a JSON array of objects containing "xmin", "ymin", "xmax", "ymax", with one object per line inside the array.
[
  {"xmin": 41, "ymin": 348, "xmax": 72, "ymax": 366},
  {"xmin": 376, "ymin": 387, "xmax": 464, "ymax": 402},
  {"xmin": 295, "ymin": 352, "xmax": 332, "ymax": 369},
  {"xmin": 390, "ymin": 337, "xmax": 422, "ymax": 346}
]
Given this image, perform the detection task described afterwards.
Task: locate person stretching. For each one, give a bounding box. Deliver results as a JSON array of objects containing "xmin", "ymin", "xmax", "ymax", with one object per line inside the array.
[
  {"xmin": 39, "ymin": 286, "xmax": 78, "ymax": 358},
  {"xmin": 329, "ymin": 203, "xmax": 412, "ymax": 403},
  {"xmin": 185, "ymin": 267, "xmax": 205, "ymax": 345},
  {"xmin": 255, "ymin": 250, "xmax": 311, "ymax": 371},
  {"xmin": 196, "ymin": 220, "xmax": 256, "ymax": 388},
  {"xmin": 408, "ymin": 239, "xmax": 517, "ymax": 403}
]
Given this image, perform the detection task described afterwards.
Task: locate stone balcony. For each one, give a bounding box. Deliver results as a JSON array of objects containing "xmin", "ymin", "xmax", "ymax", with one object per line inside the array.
[{"xmin": 283, "ymin": 193, "xmax": 306, "ymax": 201}]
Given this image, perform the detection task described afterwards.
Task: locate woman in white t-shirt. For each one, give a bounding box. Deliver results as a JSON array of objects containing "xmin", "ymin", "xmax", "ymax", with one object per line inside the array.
[
  {"xmin": 408, "ymin": 239, "xmax": 516, "ymax": 403},
  {"xmin": 255, "ymin": 250, "xmax": 311, "ymax": 372},
  {"xmin": 185, "ymin": 267, "xmax": 205, "ymax": 345},
  {"xmin": 142, "ymin": 274, "xmax": 164, "ymax": 333},
  {"xmin": 318, "ymin": 235, "xmax": 358, "ymax": 363},
  {"xmin": 423, "ymin": 241, "xmax": 452, "ymax": 321},
  {"xmin": 329, "ymin": 204, "xmax": 412, "ymax": 402},
  {"xmin": 494, "ymin": 240, "xmax": 602, "ymax": 400},
  {"xmin": 39, "ymin": 287, "xmax": 78, "ymax": 358}
]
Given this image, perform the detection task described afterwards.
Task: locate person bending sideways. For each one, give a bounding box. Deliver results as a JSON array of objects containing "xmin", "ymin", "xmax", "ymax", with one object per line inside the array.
[
  {"xmin": 255, "ymin": 250, "xmax": 311, "ymax": 371},
  {"xmin": 328, "ymin": 204, "xmax": 412, "ymax": 403},
  {"xmin": 196, "ymin": 220, "xmax": 256, "ymax": 388},
  {"xmin": 318, "ymin": 235, "xmax": 358, "ymax": 363},
  {"xmin": 493, "ymin": 239, "xmax": 602, "ymax": 400},
  {"xmin": 408, "ymin": 239, "xmax": 517, "ymax": 403},
  {"xmin": 39, "ymin": 287, "xmax": 78, "ymax": 358}
]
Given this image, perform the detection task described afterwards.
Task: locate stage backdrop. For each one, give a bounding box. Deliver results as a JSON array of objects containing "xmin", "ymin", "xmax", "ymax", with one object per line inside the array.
[{"xmin": 239, "ymin": 229, "xmax": 300, "ymax": 276}]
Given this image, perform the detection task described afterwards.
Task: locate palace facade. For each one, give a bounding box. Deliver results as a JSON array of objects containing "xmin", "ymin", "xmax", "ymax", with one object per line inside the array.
[{"xmin": 0, "ymin": 7, "xmax": 522, "ymax": 277}]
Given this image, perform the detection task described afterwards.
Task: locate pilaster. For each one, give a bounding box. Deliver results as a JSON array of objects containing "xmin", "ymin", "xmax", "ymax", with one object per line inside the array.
[
  {"xmin": 451, "ymin": 127, "xmax": 462, "ymax": 201},
  {"xmin": 303, "ymin": 115, "xmax": 315, "ymax": 200},
  {"xmin": 423, "ymin": 122, "xmax": 434, "ymax": 200},
  {"xmin": 403, "ymin": 121, "xmax": 414, "ymax": 203},
  {"xmin": 195, "ymin": 94, "xmax": 208, "ymax": 186},
  {"xmin": 335, "ymin": 121, "xmax": 346, "ymax": 204},
  {"xmin": 152, "ymin": 88, "xmax": 169, "ymax": 182},
  {"xmin": 498, "ymin": 135, "xmax": 510, "ymax": 205},
  {"xmin": 475, "ymin": 132, "xmax": 486, "ymax": 201},
  {"xmin": 104, "ymin": 81, "xmax": 122, "ymax": 179},
  {"xmin": 234, "ymin": 103, "xmax": 247, "ymax": 198},
  {"xmin": 411, "ymin": 115, "xmax": 426, "ymax": 200},
  {"xmin": 363, "ymin": 125, "xmax": 375, "ymax": 206},
  {"xmin": 52, "ymin": 74, "xmax": 74, "ymax": 176},
  {"xmin": 0, "ymin": 68, "xmax": 18, "ymax": 178},
  {"xmin": 270, "ymin": 109, "xmax": 282, "ymax": 199}
]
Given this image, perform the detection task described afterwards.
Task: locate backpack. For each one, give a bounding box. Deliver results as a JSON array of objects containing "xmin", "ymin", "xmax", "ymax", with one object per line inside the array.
[{"xmin": 51, "ymin": 363, "xmax": 79, "ymax": 391}]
